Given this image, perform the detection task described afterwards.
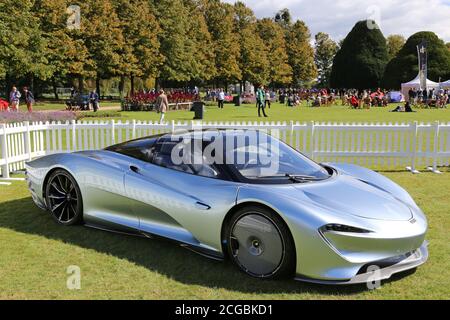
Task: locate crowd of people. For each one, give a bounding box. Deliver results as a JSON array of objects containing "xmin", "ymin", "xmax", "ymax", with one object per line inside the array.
[
  {"xmin": 127, "ymin": 90, "xmax": 198, "ymax": 105},
  {"xmin": 0, "ymin": 86, "xmax": 35, "ymax": 112},
  {"xmin": 198, "ymin": 85, "xmax": 449, "ymax": 118},
  {"xmin": 408, "ymin": 87, "xmax": 449, "ymax": 108},
  {"xmin": 1, "ymin": 84, "xmax": 449, "ymax": 119}
]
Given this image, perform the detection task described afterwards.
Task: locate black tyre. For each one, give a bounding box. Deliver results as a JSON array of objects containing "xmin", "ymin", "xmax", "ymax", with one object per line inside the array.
[
  {"xmin": 45, "ymin": 169, "xmax": 83, "ymax": 226},
  {"xmin": 223, "ymin": 205, "xmax": 296, "ymax": 279}
]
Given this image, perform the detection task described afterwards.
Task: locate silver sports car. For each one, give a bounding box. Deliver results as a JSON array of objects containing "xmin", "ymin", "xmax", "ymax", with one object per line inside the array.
[{"xmin": 25, "ymin": 129, "xmax": 428, "ymax": 284}]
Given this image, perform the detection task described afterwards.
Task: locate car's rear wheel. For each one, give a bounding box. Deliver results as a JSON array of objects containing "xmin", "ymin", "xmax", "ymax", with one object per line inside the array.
[
  {"xmin": 45, "ymin": 169, "xmax": 83, "ymax": 225},
  {"xmin": 224, "ymin": 205, "xmax": 295, "ymax": 279}
]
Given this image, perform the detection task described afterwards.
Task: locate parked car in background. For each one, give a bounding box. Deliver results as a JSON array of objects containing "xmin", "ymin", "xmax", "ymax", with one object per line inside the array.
[{"xmin": 66, "ymin": 94, "xmax": 90, "ymax": 111}]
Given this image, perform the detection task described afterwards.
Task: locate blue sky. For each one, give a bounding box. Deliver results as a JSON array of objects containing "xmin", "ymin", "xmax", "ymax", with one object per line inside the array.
[{"xmin": 224, "ymin": 0, "xmax": 450, "ymax": 42}]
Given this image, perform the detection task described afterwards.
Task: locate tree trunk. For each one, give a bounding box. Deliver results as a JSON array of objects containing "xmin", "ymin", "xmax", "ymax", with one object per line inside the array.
[
  {"xmin": 30, "ymin": 74, "xmax": 35, "ymax": 93},
  {"xmin": 52, "ymin": 78, "xmax": 59, "ymax": 100},
  {"xmin": 96, "ymin": 76, "xmax": 101, "ymax": 98},
  {"xmin": 130, "ymin": 75, "xmax": 135, "ymax": 95},
  {"xmin": 78, "ymin": 76, "xmax": 84, "ymax": 94},
  {"xmin": 119, "ymin": 76, "xmax": 125, "ymax": 99}
]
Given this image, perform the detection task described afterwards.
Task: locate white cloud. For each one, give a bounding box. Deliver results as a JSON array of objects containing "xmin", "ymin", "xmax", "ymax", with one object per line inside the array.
[{"xmin": 223, "ymin": 0, "xmax": 450, "ymax": 42}]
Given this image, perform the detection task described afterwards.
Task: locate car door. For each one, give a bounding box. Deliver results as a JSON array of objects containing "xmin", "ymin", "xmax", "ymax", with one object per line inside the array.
[
  {"xmin": 80, "ymin": 151, "xmax": 139, "ymax": 232},
  {"xmin": 124, "ymin": 137, "xmax": 239, "ymax": 252}
]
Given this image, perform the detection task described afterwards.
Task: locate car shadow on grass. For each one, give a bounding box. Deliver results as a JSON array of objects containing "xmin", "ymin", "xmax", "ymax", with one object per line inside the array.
[{"xmin": 0, "ymin": 197, "xmax": 414, "ymax": 296}]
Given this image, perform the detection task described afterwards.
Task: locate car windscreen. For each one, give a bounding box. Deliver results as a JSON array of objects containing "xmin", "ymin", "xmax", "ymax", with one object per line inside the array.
[
  {"xmin": 165, "ymin": 130, "xmax": 330, "ymax": 181},
  {"xmin": 226, "ymin": 132, "xmax": 330, "ymax": 180}
]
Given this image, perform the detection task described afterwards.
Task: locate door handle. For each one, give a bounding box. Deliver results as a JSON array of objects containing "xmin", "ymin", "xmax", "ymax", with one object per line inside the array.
[
  {"xmin": 195, "ymin": 201, "xmax": 211, "ymax": 210},
  {"xmin": 129, "ymin": 165, "xmax": 140, "ymax": 174}
]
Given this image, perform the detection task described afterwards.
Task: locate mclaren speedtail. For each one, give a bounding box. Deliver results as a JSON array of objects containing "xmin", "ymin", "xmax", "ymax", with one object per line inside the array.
[{"xmin": 25, "ymin": 129, "xmax": 428, "ymax": 284}]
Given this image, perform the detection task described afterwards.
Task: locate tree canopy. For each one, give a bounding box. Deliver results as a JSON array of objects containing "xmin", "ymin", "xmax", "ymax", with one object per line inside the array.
[
  {"xmin": 0, "ymin": 0, "xmax": 51, "ymax": 84},
  {"xmin": 1, "ymin": 0, "xmax": 449, "ymax": 96},
  {"xmin": 204, "ymin": 0, "xmax": 241, "ymax": 84},
  {"xmin": 330, "ymin": 20, "xmax": 389, "ymax": 89},
  {"xmin": 233, "ymin": 1, "xmax": 269, "ymax": 86},
  {"xmin": 286, "ymin": 21, "xmax": 317, "ymax": 87},
  {"xmin": 314, "ymin": 32, "xmax": 337, "ymax": 87},
  {"xmin": 386, "ymin": 34, "xmax": 406, "ymax": 60},
  {"xmin": 382, "ymin": 31, "xmax": 450, "ymax": 88},
  {"xmin": 257, "ymin": 18, "xmax": 292, "ymax": 86}
]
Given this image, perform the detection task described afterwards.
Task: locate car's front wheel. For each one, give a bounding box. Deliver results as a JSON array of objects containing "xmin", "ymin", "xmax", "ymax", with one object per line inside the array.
[
  {"xmin": 45, "ymin": 169, "xmax": 83, "ymax": 225},
  {"xmin": 223, "ymin": 205, "xmax": 296, "ymax": 279}
]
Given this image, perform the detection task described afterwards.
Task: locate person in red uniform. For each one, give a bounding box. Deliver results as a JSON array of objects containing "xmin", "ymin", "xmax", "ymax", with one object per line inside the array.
[{"xmin": 350, "ymin": 95, "xmax": 359, "ymax": 108}]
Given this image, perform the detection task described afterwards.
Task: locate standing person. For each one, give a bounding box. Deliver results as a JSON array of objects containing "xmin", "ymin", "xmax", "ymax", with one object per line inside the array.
[
  {"xmin": 422, "ymin": 88, "xmax": 428, "ymax": 105},
  {"xmin": 9, "ymin": 86, "xmax": 21, "ymax": 111},
  {"xmin": 264, "ymin": 90, "xmax": 271, "ymax": 109},
  {"xmin": 89, "ymin": 89, "xmax": 99, "ymax": 112},
  {"xmin": 23, "ymin": 87, "xmax": 35, "ymax": 112},
  {"xmin": 256, "ymin": 85, "xmax": 267, "ymax": 117},
  {"xmin": 218, "ymin": 88, "xmax": 225, "ymax": 109},
  {"xmin": 156, "ymin": 89, "xmax": 169, "ymax": 123}
]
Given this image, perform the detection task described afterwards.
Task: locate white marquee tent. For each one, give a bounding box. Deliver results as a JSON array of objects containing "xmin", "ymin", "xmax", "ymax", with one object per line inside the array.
[
  {"xmin": 401, "ymin": 75, "xmax": 440, "ymax": 99},
  {"xmin": 440, "ymin": 80, "xmax": 450, "ymax": 89}
]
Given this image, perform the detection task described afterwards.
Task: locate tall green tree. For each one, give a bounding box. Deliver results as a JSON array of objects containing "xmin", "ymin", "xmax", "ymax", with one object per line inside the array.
[
  {"xmin": 71, "ymin": 0, "xmax": 125, "ymax": 94},
  {"xmin": 386, "ymin": 34, "xmax": 406, "ymax": 60},
  {"xmin": 34, "ymin": 0, "xmax": 92, "ymax": 98},
  {"xmin": 183, "ymin": 0, "xmax": 216, "ymax": 83},
  {"xmin": 0, "ymin": 0, "xmax": 51, "ymax": 88},
  {"xmin": 257, "ymin": 18, "xmax": 292, "ymax": 86},
  {"xmin": 204, "ymin": 0, "xmax": 241, "ymax": 85},
  {"xmin": 114, "ymin": 0, "xmax": 163, "ymax": 95},
  {"xmin": 446, "ymin": 42, "xmax": 450, "ymax": 51},
  {"xmin": 383, "ymin": 31, "xmax": 450, "ymax": 88},
  {"xmin": 286, "ymin": 20, "xmax": 317, "ymax": 87},
  {"xmin": 233, "ymin": 1, "xmax": 269, "ymax": 87},
  {"xmin": 153, "ymin": 0, "xmax": 196, "ymax": 85},
  {"xmin": 314, "ymin": 32, "xmax": 338, "ymax": 87},
  {"xmin": 330, "ymin": 20, "xmax": 389, "ymax": 89}
]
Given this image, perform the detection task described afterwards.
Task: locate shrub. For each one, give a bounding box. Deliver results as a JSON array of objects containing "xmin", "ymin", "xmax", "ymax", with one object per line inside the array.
[
  {"xmin": 0, "ymin": 111, "xmax": 78, "ymax": 124},
  {"xmin": 78, "ymin": 110, "xmax": 122, "ymax": 119}
]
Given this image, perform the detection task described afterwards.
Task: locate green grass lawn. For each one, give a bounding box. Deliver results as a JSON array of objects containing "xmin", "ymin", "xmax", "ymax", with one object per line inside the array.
[
  {"xmin": 0, "ymin": 170, "xmax": 449, "ymax": 299},
  {"xmin": 29, "ymin": 101, "xmax": 450, "ymax": 123},
  {"xmin": 102, "ymin": 102, "xmax": 450, "ymax": 124}
]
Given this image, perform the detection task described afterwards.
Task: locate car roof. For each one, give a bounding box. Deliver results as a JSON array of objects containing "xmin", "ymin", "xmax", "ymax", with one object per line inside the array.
[{"xmin": 159, "ymin": 129, "xmax": 269, "ymax": 142}]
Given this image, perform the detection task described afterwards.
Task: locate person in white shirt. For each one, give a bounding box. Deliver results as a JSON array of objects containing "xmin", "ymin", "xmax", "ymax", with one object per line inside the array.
[
  {"xmin": 264, "ymin": 91, "xmax": 271, "ymax": 109},
  {"xmin": 9, "ymin": 86, "xmax": 21, "ymax": 111},
  {"xmin": 218, "ymin": 88, "xmax": 225, "ymax": 109}
]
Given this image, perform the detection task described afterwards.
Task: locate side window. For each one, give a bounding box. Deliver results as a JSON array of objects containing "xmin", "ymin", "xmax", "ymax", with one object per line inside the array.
[
  {"xmin": 152, "ymin": 140, "xmax": 194, "ymax": 174},
  {"xmin": 152, "ymin": 139, "xmax": 220, "ymax": 179},
  {"xmin": 106, "ymin": 137, "xmax": 157, "ymax": 163},
  {"xmin": 118, "ymin": 146, "xmax": 154, "ymax": 163}
]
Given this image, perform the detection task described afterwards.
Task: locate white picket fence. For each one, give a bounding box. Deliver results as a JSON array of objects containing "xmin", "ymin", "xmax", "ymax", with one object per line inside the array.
[{"xmin": 1, "ymin": 120, "xmax": 450, "ymax": 178}]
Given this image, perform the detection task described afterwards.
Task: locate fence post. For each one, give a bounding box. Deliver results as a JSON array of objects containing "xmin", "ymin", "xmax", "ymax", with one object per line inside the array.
[
  {"xmin": 430, "ymin": 121, "xmax": 441, "ymax": 173},
  {"xmin": 409, "ymin": 121, "xmax": 419, "ymax": 174},
  {"xmin": 171, "ymin": 120, "xmax": 176, "ymax": 132},
  {"xmin": 71, "ymin": 120, "xmax": 76, "ymax": 152},
  {"xmin": 111, "ymin": 120, "xmax": 116, "ymax": 145},
  {"xmin": 132, "ymin": 119, "xmax": 136, "ymax": 139},
  {"xmin": 1, "ymin": 124, "xmax": 10, "ymax": 179},
  {"xmin": 309, "ymin": 121, "xmax": 315, "ymax": 160},
  {"xmin": 24, "ymin": 121, "xmax": 32, "ymax": 161}
]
